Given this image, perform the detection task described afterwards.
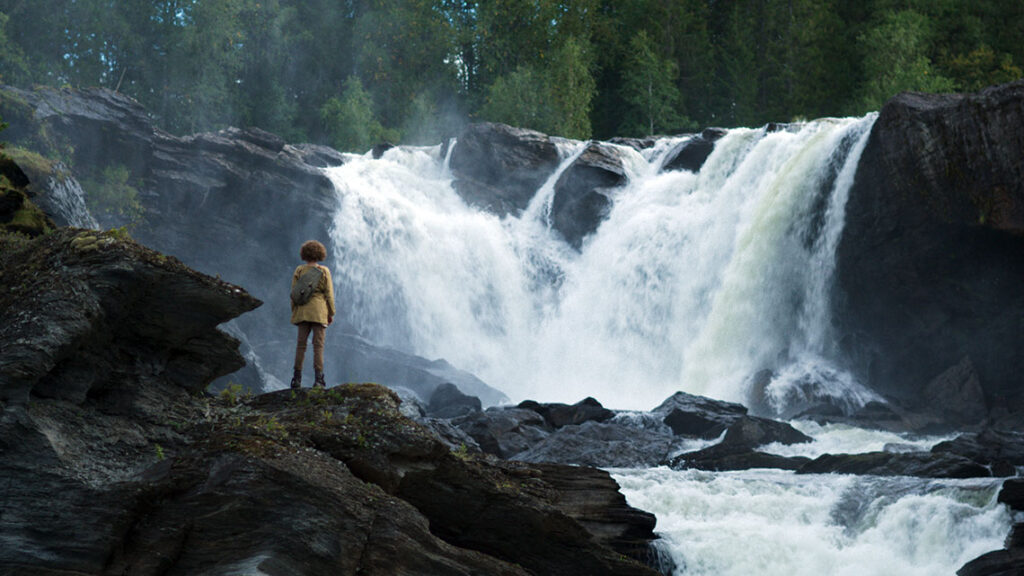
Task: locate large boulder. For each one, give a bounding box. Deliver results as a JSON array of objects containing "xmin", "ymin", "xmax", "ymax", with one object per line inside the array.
[
  {"xmin": 514, "ymin": 418, "xmax": 678, "ymax": 468},
  {"xmin": 550, "ymin": 141, "xmax": 629, "ymax": 247},
  {"xmin": 835, "ymin": 80, "xmax": 1024, "ymax": 425},
  {"xmin": 654, "ymin": 390, "xmax": 749, "ymax": 438},
  {"xmin": 931, "ymin": 428, "xmax": 1024, "ymax": 471},
  {"xmin": 448, "ymin": 122, "xmax": 561, "ymax": 215},
  {"xmin": 518, "ymin": 397, "xmax": 616, "ymax": 429}
]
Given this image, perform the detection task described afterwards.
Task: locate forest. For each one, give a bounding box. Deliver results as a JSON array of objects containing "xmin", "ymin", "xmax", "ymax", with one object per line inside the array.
[{"xmin": 0, "ymin": 0, "xmax": 1021, "ymax": 150}]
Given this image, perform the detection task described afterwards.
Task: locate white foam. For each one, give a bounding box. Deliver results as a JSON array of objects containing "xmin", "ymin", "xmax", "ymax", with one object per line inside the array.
[{"xmin": 612, "ymin": 467, "xmax": 1010, "ymax": 576}]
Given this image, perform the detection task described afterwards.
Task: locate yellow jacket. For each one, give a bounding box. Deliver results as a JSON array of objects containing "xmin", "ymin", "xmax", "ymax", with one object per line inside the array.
[{"xmin": 290, "ymin": 264, "xmax": 335, "ymax": 325}]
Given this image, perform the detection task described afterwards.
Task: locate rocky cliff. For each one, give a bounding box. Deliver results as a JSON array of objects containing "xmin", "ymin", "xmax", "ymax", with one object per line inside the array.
[
  {"xmin": 835, "ymin": 80, "xmax": 1024, "ymax": 426},
  {"xmin": 0, "ymin": 229, "xmax": 659, "ymax": 575}
]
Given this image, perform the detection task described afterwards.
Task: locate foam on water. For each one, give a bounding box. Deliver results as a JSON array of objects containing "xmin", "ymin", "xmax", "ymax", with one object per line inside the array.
[
  {"xmin": 762, "ymin": 420, "xmax": 959, "ymax": 459},
  {"xmin": 612, "ymin": 467, "xmax": 1010, "ymax": 576}
]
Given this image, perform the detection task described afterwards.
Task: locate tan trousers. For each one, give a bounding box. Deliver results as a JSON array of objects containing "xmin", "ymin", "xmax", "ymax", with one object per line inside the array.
[{"xmin": 294, "ymin": 322, "xmax": 326, "ymax": 373}]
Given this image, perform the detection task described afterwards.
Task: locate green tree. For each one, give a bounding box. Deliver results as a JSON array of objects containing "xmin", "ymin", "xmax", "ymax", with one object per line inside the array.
[
  {"xmin": 712, "ymin": 2, "xmax": 758, "ymax": 126},
  {"xmin": 320, "ymin": 76, "xmax": 397, "ymax": 153},
  {"xmin": 620, "ymin": 30, "xmax": 686, "ymax": 136},
  {"xmin": 546, "ymin": 35, "xmax": 596, "ymax": 139},
  {"xmin": 0, "ymin": 12, "xmax": 28, "ymax": 84},
  {"xmin": 479, "ymin": 65, "xmax": 551, "ymax": 133},
  {"xmin": 859, "ymin": 9, "xmax": 955, "ymax": 111},
  {"xmin": 945, "ymin": 45, "xmax": 1023, "ymax": 91}
]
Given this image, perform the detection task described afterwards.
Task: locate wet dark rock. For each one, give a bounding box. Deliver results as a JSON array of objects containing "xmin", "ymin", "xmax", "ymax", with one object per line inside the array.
[
  {"xmin": 1005, "ymin": 524, "xmax": 1024, "ymax": 549},
  {"xmin": 836, "ymin": 80, "xmax": 1024, "ymax": 425},
  {"xmin": 796, "ymin": 451, "xmax": 991, "ymax": 478},
  {"xmin": 957, "ymin": 548, "xmax": 1024, "ymax": 576},
  {"xmin": 718, "ymin": 415, "xmax": 813, "ymax": 449},
  {"xmin": 922, "ymin": 356, "xmax": 988, "ymax": 424},
  {"xmin": 932, "ymin": 429, "xmax": 1024, "ymax": 471},
  {"xmin": 292, "ymin": 142, "xmax": 348, "ymax": 167},
  {"xmin": 551, "ymin": 141, "xmax": 629, "ymax": 248},
  {"xmin": 997, "ymin": 478, "xmax": 1024, "ymax": 510},
  {"xmin": 514, "ymin": 418, "xmax": 677, "ymax": 468},
  {"xmin": 518, "ymin": 396, "xmax": 615, "ymax": 428},
  {"xmin": 654, "ymin": 390, "xmax": 748, "ymax": 438},
  {"xmin": 666, "ymin": 414, "xmax": 812, "ymax": 472},
  {"xmin": 427, "ymin": 382, "xmax": 483, "ymax": 419},
  {"xmin": 530, "ymin": 463, "xmax": 658, "ymax": 562},
  {"xmin": 454, "ymin": 407, "xmax": 552, "ymax": 459},
  {"xmin": 661, "ymin": 128, "xmax": 727, "ymax": 172},
  {"xmin": 448, "ymin": 122, "xmax": 560, "ymax": 215},
  {"xmin": 608, "ymin": 136, "xmax": 656, "ymax": 151},
  {"xmin": 372, "ymin": 142, "xmax": 395, "ymax": 159},
  {"xmin": 396, "ymin": 455, "xmax": 659, "ymax": 576},
  {"xmin": 669, "ymin": 445, "xmax": 810, "ymax": 472}
]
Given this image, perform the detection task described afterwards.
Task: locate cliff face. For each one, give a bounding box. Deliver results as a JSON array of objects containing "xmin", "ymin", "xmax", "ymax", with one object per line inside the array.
[{"xmin": 836, "ymin": 80, "xmax": 1024, "ymax": 423}]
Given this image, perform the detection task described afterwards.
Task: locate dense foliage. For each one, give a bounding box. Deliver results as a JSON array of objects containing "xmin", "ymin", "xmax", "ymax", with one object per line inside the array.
[{"xmin": 0, "ymin": 0, "xmax": 1020, "ymax": 148}]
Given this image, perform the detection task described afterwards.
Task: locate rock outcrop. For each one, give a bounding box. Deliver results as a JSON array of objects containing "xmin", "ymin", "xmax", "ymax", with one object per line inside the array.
[
  {"xmin": 836, "ymin": 80, "xmax": 1024, "ymax": 425},
  {"xmin": 448, "ymin": 122, "xmax": 561, "ymax": 215},
  {"xmin": 550, "ymin": 141, "xmax": 629, "ymax": 247},
  {"xmin": 0, "ymin": 231, "xmax": 661, "ymax": 575},
  {"xmin": 661, "ymin": 128, "xmax": 727, "ymax": 172}
]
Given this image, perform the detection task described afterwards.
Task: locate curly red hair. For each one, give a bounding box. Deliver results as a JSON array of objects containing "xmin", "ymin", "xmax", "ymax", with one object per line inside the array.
[{"xmin": 300, "ymin": 240, "xmax": 327, "ymax": 262}]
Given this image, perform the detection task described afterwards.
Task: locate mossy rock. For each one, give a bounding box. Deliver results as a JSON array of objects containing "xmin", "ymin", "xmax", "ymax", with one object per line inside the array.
[{"xmin": 0, "ymin": 187, "xmax": 54, "ymax": 237}]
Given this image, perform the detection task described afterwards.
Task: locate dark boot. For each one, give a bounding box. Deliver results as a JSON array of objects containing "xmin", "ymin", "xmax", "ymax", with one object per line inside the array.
[
  {"xmin": 314, "ymin": 371, "xmax": 326, "ymax": 389},
  {"xmin": 290, "ymin": 369, "xmax": 302, "ymax": 389}
]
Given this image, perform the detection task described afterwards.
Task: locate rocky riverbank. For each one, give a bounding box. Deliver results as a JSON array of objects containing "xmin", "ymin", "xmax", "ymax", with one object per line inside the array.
[{"xmin": 0, "ymin": 229, "xmax": 660, "ymax": 575}]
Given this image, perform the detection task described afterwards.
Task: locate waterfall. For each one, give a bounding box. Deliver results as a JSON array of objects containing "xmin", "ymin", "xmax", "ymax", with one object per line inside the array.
[
  {"xmin": 43, "ymin": 164, "xmax": 99, "ymax": 229},
  {"xmin": 327, "ymin": 115, "xmax": 878, "ymax": 411}
]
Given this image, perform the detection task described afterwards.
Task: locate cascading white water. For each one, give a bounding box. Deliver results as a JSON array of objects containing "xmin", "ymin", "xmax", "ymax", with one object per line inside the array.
[
  {"xmin": 45, "ymin": 166, "xmax": 99, "ymax": 229},
  {"xmin": 612, "ymin": 467, "xmax": 1010, "ymax": 576},
  {"xmin": 327, "ymin": 116, "xmax": 878, "ymax": 411}
]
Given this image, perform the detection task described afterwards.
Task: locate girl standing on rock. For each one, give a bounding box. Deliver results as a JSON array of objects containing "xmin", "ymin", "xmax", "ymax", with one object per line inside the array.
[{"xmin": 290, "ymin": 240, "xmax": 335, "ymax": 389}]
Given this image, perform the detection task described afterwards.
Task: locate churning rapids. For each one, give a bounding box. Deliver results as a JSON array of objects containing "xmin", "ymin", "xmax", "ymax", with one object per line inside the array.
[{"xmin": 323, "ymin": 116, "xmax": 1013, "ymax": 574}]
